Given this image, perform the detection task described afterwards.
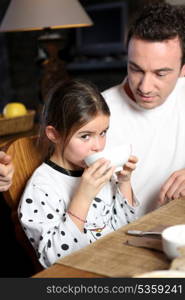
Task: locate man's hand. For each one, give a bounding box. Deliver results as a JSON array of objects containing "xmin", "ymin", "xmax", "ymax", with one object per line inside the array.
[
  {"xmin": 159, "ymin": 168, "xmax": 185, "ymax": 204},
  {"xmin": 0, "ymin": 151, "xmax": 14, "ymax": 192}
]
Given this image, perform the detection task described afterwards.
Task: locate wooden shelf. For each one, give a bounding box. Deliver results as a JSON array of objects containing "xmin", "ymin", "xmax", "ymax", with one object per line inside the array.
[{"xmin": 0, "ymin": 123, "xmax": 39, "ymax": 149}]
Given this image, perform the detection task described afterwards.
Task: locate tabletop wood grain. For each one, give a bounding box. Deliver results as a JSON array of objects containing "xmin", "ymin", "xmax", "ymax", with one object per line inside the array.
[{"xmin": 33, "ymin": 198, "xmax": 185, "ymax": 278}]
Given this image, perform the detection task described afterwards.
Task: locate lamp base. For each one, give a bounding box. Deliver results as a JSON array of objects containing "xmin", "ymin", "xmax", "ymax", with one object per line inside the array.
[{"xmin": 38, "ymin": 33, "xmax": 70, "ymax": 101}]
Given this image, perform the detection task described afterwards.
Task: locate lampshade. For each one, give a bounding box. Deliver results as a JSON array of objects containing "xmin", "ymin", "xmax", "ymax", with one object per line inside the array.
[{"xmin": 0, "ymin": 0, "xmax": 93, "ymax": 32}]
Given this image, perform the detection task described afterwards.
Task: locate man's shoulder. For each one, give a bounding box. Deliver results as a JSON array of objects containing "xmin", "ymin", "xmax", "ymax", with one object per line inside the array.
[
  {"xmin": 174, "ymin": 77, "xmax": 185, "ymax": 102},
  {"xmin": 102, "ymin": 83, "xmax": 122, "ymax": 98},
  {"xmin": 102, "ymin": 81, "xmax": 127, "ymax": 106},
  {"xmin": 177, "ymin": 77, "xmax": 185, "ymax": 88}
]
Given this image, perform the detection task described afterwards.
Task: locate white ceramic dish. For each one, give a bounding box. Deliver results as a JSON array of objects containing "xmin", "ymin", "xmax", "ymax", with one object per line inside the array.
[
  {"xmin": 162, "ymin": 224, "xmax": 185, "ymax": 260},
  {"xmin": 84, "ymin": 144, "xmax": 132, "ymax": 172}
]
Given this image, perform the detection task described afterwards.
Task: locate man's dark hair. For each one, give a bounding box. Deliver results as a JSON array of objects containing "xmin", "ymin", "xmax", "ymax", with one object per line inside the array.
[{"xmin": 127, "ymin": 2, "xmax": 185, "ymax": 65}]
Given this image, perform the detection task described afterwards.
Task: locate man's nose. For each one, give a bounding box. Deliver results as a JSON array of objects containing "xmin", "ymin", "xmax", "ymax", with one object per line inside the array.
[{"xmin": 138, "ymin": 74, "xmax": 153, "ymax": 94}]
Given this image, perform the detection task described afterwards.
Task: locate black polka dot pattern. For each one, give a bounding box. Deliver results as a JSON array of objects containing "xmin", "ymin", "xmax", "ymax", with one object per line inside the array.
[
  {"xmin": 47, "ymin": 213, "xmax": 54, "ymax": 219},
  {"xmin": 113, "ymin": 208, "xmax": 117, "ymax": 215},
  {"xmin": 26, "ymin": 198, "xmax": 33, "ymax": 204},
  {"xmin": 18, "ymin": 163, "xmax": 138, "ymax": 268},
  {"xmin": 47, "ymin": 239, "xmax": 51, "ymax": 248},
  {"xmin": 94, "ymin": 197, "xmax": 102, "ymax": 203},
  {"xmin": 61, "ymin": 244, "xmax": 69, "ymax": 251}
]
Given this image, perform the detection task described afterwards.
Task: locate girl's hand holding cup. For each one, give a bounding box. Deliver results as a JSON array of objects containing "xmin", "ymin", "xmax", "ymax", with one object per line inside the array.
[
  {"xmin": 75, "ymin": 158, "xmax": 115, "ymax": 203},
  {"xmin": 117, "ymin": 155, "xmax": 138, "ymax": 183}
]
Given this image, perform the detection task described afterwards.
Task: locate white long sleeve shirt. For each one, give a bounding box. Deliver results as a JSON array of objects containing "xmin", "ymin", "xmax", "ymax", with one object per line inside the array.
[
  {"xmin": 102, "ymin": 77, "xmax": 185, "ymax": 216},
  {"xmin": 18, "ymin": 160, "xmax": 139, "ymax": 268}
]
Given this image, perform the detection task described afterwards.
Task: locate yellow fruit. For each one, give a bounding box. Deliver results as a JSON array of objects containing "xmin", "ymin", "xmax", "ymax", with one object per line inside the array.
[{"xmin": 3, "ymin": 102, "xmax": 27, "ymax": 118}]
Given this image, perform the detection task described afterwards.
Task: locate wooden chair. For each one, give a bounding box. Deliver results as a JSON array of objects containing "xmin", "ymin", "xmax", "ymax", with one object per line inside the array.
[{"xmin": 3, "ymin": 135, "xmax": 44, "ymax": 274}]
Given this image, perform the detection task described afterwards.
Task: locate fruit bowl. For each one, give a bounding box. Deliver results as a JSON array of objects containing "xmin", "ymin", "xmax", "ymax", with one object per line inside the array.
[{"xmin": 0, "ymin": 110, "xmax": 35, "ymax": 136}]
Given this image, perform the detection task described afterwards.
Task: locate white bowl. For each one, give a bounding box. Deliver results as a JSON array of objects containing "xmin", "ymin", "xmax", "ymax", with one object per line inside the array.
[
  {"xmin": 162, "ymin": 224, "xmax": 185, "ymax": 260},
  {"xmin": 84, "ymin": 144, "xmax": 132, "ymax": 172}
]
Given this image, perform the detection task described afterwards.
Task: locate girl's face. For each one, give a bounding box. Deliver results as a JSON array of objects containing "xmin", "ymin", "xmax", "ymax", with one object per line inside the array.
[{"xmin": 62, "ymin": 113, "xmax": 109, "ymax": 170}]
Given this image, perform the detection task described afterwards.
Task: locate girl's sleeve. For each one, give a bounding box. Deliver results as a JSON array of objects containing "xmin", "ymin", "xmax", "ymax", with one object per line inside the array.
[
  {"xmin": 113, "ymin": 176, "xmax": 140, "ymax": 224},
  {"xmin": 116, "ymin": 188, "xmax": 140, "ymax": 223},
  {"xmin": 18, "ymin": 183, "xmax": 89, "ymax": 268}
]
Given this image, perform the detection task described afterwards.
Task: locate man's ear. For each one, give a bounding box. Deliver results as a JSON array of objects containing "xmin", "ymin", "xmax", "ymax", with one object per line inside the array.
[
  {"xmin": 180, "ymin": 64, "xmax": 185, "ymax": 77},
  {"xmin": 45, "ymin": 126, "xmax": 61, "ymax": 144}
]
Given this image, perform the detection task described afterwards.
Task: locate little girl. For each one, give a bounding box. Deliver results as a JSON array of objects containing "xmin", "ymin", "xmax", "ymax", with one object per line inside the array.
[{"xmin": 18, "ymin": 79, "xmax": 139, "ymax": 268}]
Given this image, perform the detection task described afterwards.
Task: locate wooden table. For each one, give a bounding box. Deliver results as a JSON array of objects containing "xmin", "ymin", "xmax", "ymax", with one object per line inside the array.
[{"xmin": 33, "ymin": 198, "xmax": 185, "ymax": 278}]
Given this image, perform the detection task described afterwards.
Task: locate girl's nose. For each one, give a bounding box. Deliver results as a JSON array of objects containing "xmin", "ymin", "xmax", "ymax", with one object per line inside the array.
[{"xmin": 92, "ymin": 137, "xmax": 103, "ymax": 152}]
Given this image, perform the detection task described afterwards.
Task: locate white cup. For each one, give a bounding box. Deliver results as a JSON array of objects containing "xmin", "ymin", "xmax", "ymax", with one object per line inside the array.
[
  {"xmin": 162, "ymin": 224, "xmax": 185, "ymax": 260},
  {"xmin": 84, "ymin": 144, "xmax": 132, "ymax": 172}
]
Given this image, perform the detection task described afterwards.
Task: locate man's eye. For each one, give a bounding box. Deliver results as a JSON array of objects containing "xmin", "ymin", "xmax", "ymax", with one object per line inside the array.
[
  {"xmin": 129, "ymin": 66, "xmax": 141, "ymax": 73},
  {"xmin": 156, "ymin": 72, "xmax": 167, "ymax": 77}
]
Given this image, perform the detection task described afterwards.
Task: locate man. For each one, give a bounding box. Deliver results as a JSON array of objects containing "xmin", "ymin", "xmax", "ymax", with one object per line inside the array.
[
  {"xmin": 0, "ymin": 151, "xmax": 14, "ymax": 191},
  {"xmin": 102, "ymin": 2, "xmax": 185, "ymax": 217}
]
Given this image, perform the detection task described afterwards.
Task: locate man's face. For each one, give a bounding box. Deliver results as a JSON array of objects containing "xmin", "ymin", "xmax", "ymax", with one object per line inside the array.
[{"xmin": 126, "ymin": 37, "xmax": 185, "ymax": 109}]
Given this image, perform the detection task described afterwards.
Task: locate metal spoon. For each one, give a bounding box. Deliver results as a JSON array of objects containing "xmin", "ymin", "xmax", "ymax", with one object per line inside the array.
[{"xmin": 126, "ymin": 230, "xmax": 161, "ymax": 237}]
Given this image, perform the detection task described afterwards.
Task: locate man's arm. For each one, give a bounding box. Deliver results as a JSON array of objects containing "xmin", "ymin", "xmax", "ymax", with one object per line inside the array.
[{"xmin": 0, "ymin": 151, "xmax": 14, "ymax": 191}]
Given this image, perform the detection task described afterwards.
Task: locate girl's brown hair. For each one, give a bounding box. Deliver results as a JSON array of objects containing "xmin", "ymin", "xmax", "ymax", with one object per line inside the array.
[{"xmin": 39, "ymin": 79, "xmax": 110, "ymax": 159}]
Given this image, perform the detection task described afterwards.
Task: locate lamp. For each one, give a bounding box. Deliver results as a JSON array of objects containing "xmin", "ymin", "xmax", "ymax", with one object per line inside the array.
[
  {"xmin": 0, "ymin": 0, "xmax": 93, "ymax": 32},
  {"xmin": 0, "ymin": 0, "xmax": 93, "ymax": 100}
]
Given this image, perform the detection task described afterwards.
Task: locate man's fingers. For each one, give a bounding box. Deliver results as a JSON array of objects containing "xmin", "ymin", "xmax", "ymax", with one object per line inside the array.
[
  {"xmin": 0, "ymin": 151, "xmax": 12, "ymax": 165},
  {"xmin": 159, "ymin": 176, "xmax": 175, "ymax": 203},
  {"xmin": 159, "ymin": 171, "xmax": 185, "ymax": 203}
]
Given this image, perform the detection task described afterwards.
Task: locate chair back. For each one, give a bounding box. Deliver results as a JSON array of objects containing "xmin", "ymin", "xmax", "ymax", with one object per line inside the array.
[
  {"xmin": 3, "ymin": 135, "xmax": 43, "ymax": 273},
  {"xmin": 3, "ymin": 135, "xmax": 42, "ymax": 209}
]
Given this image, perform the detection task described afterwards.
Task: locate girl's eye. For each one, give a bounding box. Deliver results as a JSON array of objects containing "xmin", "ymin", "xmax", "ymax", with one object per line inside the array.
[
  {"xmin": 81, "ymin": 134, "xmax": 90, "ymax": 140},
  {"xmin": 100, "ymin": 130, "xmax": 107, "ymax": 137}
]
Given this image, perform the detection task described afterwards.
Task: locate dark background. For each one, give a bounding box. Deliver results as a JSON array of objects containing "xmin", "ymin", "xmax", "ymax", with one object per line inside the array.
[
  {"xmin": 0, "ymin": 0, "xmax": 160, "ymax": 113},
  {"xmin": 0, "ymin": 0, "xmax": 162, "ymax": 277}
]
